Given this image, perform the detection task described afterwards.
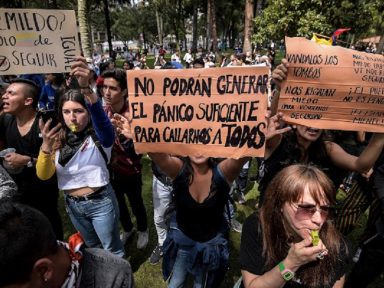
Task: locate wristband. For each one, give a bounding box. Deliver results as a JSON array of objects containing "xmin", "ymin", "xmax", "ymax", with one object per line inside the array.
[
  {"xmin": 80, "ymin": 87, "xmax": 93, "ymax": 95},
  {"xmin": 278, "ymin": 262, "xmax": 295, "ymax": 281}
]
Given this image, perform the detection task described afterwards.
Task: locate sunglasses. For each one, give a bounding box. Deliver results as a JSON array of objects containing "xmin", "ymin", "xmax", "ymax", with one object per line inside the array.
[{"xmin": 291, "ymin": 203, "xmax": 332, "ymax": 218}]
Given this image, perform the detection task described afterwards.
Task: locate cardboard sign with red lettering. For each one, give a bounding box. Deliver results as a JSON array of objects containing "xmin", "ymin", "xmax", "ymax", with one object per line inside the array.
[
  {"xmin": 279, "ymin": 37, "xmax": 384, "ymax": 132},
  {"xmin": 127, "ymin": 67, "xmax": 269, "ymax": 159},
  {"xmin": 0, "ymin": 9, "xmax": 80, "ymax": 75}
]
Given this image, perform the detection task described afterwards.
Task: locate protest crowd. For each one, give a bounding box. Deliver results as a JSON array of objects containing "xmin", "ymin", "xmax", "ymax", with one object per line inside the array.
[{"xmin": 1, "ymin": 12, "xmax": 384, "ymax": 288}]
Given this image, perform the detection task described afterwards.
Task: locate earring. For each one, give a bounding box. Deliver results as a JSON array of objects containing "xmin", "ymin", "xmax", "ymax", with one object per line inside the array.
[{"xmin": 44, "ymin": 278, "xmax": 48, "ymax": 282}]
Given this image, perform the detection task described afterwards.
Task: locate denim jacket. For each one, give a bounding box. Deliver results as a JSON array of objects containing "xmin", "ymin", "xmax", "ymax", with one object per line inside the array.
[{"xmin": 162, "ymin": 214, "xmax": 229, "ymax": 285}]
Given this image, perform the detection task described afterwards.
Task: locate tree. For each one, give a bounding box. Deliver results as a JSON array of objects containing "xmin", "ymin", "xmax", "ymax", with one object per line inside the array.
[
  {"xmin": 367, "ymin": 0, "xmax": 384, "ymax": 53},
  {"xmin": 210, "ymin": 0, "xmax": 218, "ymax": 51},
  {"xmin": 0, "ymin": 0, "xmax": 70, "ymax": 8},
  {"xmin": 111, "ymin": 4, "xmax": 157, "ymax": 49},
  {"xmin": 252, "ymin": 0, "xmax": 378, "ymax": 46},
  {"xmin": 215, "ymin": 0, "xmax": 244, "ymax": 49},
  {"xmin": 78, "ymin": 0, "xmax": 92, "ymax": 58},
  {"xmin": 206, "ymin": 0, "xmax": 211, "ymax": 50},
  {"xmin": 191, "ymin": 0, "xmax": 198, "ymax": 51},
  {"xmin": 102, "ymin": 0, "xmax": 113, "ymax": 57},
  {"xmin": 155, "ymin": 8, "xmax": 164, "ymax": 46},
  {"xmin": 243, "ymin": 0, "xmax": 254, "ymax": 53},
  {"xmin": 47, "ymin": 0, "xmax": 58, "ymax": 8}
]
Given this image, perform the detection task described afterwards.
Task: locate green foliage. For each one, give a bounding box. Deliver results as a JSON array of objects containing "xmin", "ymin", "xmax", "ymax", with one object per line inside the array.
[
  {"xmin": 0, "ymin": 0, "xmax": 76, "ymax": 8},
  {"xmin": 215, "ymin": 0, "xmax": 244, "ymax": 45},
  {"xmin": 111, "ymin": 5, "xmax": 158, "ymax": 45},
  {"xmin": 365, "ymin": 0, "xmax": 384, "ymax": 36},
  {"xmin": 253, "ymin": 0, "xmax": 381, "ymax": 44}
]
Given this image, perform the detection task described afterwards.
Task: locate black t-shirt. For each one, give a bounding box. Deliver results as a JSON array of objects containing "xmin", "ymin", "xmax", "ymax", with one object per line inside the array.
[
  {"xmin": 240, "ymin": 213, "xmax": 348, "ymax": 288},
  {"xmin": 173, "ymin": 161, "xmax": 230, "ymax": 242},
  {"xmin": 0, "ymin": 113, "xmax": 58, "ymax": 201},
  {"xmin": 0, "ymin": 114, "xmax": 41, "ymax": 158}
]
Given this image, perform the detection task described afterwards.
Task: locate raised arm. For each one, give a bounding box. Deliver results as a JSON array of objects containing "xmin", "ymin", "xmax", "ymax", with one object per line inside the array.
[
  {"xmin": 112, "ymin": 113, "xmax": 183, "ymax": 178},
  {"xmin": 36, "ymin": 119, "xmax": 61, "ymax": 180},
  {"xmin": 326, "ymin": 133, "xmax": 384, "ymax": 173},
  {"xmin": 71, "ymin": 57, "xmax": 114, "ymax": 147},
  {"xmin": 218, "ymin": 157, "xmax": 250, "ymax": 183},
  {"xmin": 88, "ymin": 100, "xmax": 115, "ymax": 148},
  {"xmin": 148, "ymin": 153, "xmax": 183, "ymax": 179},
  {"xmin": 264, "ymin": 112, "xmax": 292, "ymax": 160},
  {"xmin": 270, "ymin": 59, "xmax": 289, "ymax": 115}
]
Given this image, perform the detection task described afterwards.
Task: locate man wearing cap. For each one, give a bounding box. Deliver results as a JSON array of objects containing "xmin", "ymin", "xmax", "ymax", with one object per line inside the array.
[{"xmin": 0, "ymin": 78, "xmax": 63, "ymax": 239}]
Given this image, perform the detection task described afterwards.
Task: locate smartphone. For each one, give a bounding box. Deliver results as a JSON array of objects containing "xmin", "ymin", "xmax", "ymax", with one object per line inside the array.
[{"xmin": 38, "ymin": 109, "xmax": 59, "ymax": 130}]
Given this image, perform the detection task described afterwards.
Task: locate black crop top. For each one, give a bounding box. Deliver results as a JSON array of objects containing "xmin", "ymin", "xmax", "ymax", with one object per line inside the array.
[{"xmin": 172, "ymin": 161, "xmax": 230, "ymax": 242}]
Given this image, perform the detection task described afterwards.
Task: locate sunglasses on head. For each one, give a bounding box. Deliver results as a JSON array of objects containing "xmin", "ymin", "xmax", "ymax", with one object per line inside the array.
[{"xmin": 291, "ymin": 203, "xmax": 332, "ymax": 218}]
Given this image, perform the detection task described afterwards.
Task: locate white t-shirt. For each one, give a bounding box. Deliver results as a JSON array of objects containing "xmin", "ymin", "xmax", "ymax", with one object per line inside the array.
[{"xmin": 55, "ymin": 136, "xmax": 112, "ymax": 190}]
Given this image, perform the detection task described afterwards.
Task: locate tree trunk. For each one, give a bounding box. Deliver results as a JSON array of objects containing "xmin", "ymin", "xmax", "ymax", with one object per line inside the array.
[
  {"xmin": 175, "ymin": 0, "xmax": 182, "ymax": 48},
  {"xmin": 243, "ymin": 0, "xmax": 254, "ymax": 53},
  {"xmin": 192, "ymin": 3, "xmax": 198, "ymax": 51},
  {"xmin": 255, "ymin": 0, "xmax": 264, "ymax": 16},
  {"xmin": 102, "ymin": 0, "xmax": 113, "ymax": 58},
  {"xmin": 377, "ymin": 34, "xmax": 384, "ymax": 54},
  {"xmin": 206, "ymin": 0, "xmax": 212, "ymax": 51},
  {"xmin": 47, "ymin": 0, "xmax": 58, "ymax": 8},
  {"xmin": 156, "ymin": 9, "xmax": 163, "ymax": 46},
  {"xmin": 78, "ymin": 0, "xmax": 92, "ymax": 58},
  {"xmin": 210, "ymin": 0, "xmax": 217, "ymax": 52}
]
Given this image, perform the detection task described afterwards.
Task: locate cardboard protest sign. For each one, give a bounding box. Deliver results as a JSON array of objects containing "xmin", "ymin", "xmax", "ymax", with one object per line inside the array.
[
  {"xmin": 127, "ymin": 67, "xmax": 269, "ymax": 159},
  {"xmin": 279, "ymin": 37, "xmax": 384, "ymax": 132},
  {"xmin": 0, "ymin": 9, "xmax": 80, "ymax": 75}
]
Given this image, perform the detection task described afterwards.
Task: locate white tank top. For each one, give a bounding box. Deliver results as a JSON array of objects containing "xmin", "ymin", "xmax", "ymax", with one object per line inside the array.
[{"xmin": 55, "ymin": 136, "xmax": 112, "ymax": 190}]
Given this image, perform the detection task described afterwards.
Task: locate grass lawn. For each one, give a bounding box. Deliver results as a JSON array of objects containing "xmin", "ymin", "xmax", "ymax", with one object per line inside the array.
[{"xmin": 60, "ymin": 156, "xmax": 384, "ymax": 287}]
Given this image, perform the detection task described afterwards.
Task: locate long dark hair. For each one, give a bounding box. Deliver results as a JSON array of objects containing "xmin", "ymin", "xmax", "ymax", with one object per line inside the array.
[
  {"xmin": 285, "ymin": 128, "xmax": 330, "ymax": 166},
  {"xmin": 184, "ymin": 157, "xmax": 217, "ymax": 185},
  {"xmin": 260, "ymin": 164, "xmax": 346, "ymax": 287},
  {"xmin": 56, "ymin": 89, "xmax": 93, "ymax": 146}
]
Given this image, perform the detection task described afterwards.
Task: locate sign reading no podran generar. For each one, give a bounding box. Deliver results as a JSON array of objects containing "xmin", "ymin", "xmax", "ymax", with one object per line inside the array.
[
  {"xmin": 279, "ymin": 37, "xmax": 384, "ymax": 132},
  {"xmin": 0, "ymin": 9, "xmax": 80, "ymax": 75},
  {"xmin": 127, "ymin": 67, "xmax": 269, "ymax": 159}
]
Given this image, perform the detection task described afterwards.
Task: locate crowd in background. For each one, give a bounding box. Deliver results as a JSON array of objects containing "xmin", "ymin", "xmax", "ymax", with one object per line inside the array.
[{"xmin": 1, "ymin": 39, "xmax": 384, "ymax": 288}]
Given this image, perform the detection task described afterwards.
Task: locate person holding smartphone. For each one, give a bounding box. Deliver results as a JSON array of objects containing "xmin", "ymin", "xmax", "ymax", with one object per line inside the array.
[{"xmin": 35, "ymin": 57, "xmax": 124, "ymax": 257}]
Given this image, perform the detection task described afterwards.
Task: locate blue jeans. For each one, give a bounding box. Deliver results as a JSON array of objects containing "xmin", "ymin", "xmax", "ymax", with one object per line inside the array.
[
  {"xmin": 168, "ymin": 248, "xmax": 205, "ymax": 288},
  {"xmin": 64, "ymin": 184, "xmax": 125, "ymax": 257}
]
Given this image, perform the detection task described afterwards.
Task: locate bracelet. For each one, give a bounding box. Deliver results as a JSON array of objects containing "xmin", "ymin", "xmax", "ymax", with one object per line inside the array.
[
  {"xmin": 41, "ymin": 148, "xmax": 51, "ymax": 155},
  {"xmin": 80, "ymin": 87, "xmax": 93, "ymax": 95}
]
